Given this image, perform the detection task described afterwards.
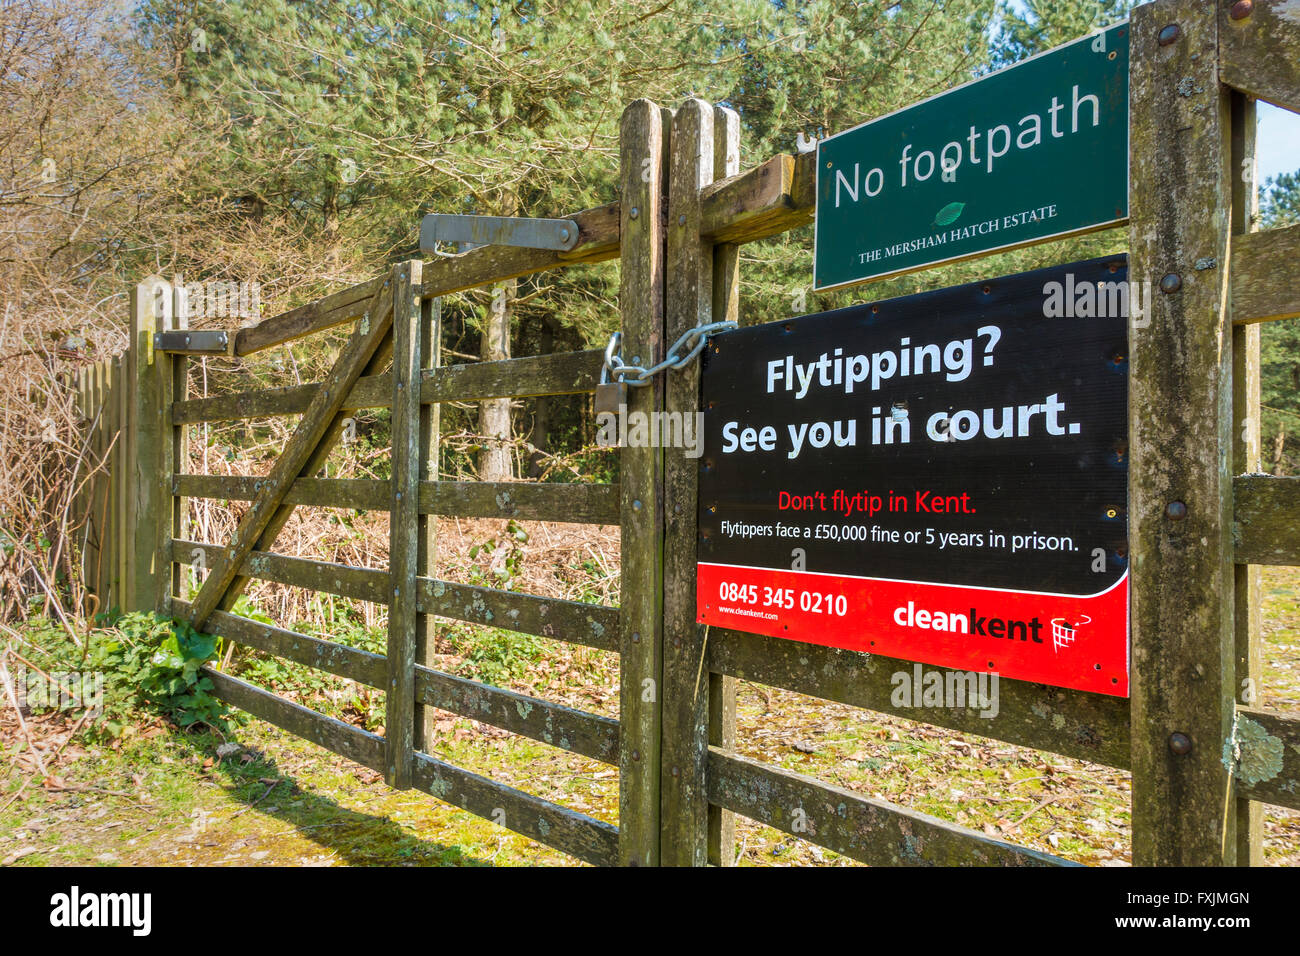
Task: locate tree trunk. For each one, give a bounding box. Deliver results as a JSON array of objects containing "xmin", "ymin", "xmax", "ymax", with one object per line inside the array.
[
  {"xmin": 527, "ymin": 314, "xmax": 558, "ymax": 478},
  {"xmin": 477, "ymin": 278, "xmax": 514, "ymax": 481}
]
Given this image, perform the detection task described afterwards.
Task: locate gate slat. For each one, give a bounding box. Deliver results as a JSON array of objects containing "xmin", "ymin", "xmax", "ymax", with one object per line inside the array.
[
  {"xmin": 173, "ymin": 474, "xmax": 619, "ymax": 524},
  {"xmin": 1233, "ymin": 707, "xmax": 1300, "ymax": 812},
  {"xmin": 1234, "ymin": 476, "xmax": 1300, "ymax": 566},
  {"xmin": 173, "ymin": 540, "xmax": 620, "ymax": 651},
  {"xmin": 172, "ymin": 349, "xmax": 604, "ymax": 423},
  {"xmin": 414, "ymin": 665, "xmax": 619, "ymax": 765},
  {"xmin": 708, "ymin": 750, "xmax": 1075, "ymax": 867},
  {"xmin": 415, "ymin": 577, "xmax": 619, "ymax": 653},
  {"xmin": 1230, "ymin": 223, "xmax": 1300, "ymax": 326},
  {"xmin": 411, "ymin": 751, "xmax": 618, "ymax": 867},
  {"xmin": 175, "ymin": 600, "xmax": 386, "ymax": 688},
  {"xmin": 1219, "ymin": 0, "xmax": 1300, "ymax": 113},
  {"xmin": 708, "ymin": 628, "xmax": 1131, "ymax": 769},
  {"xmin": 203, "ymin": 667, "xmax": 386, "ymax": 772}
]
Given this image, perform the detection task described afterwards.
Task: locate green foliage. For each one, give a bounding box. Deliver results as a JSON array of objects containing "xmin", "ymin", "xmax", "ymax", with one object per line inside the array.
[
  {"xmin": 993, "ymin": 0, "xmax": 1133, "ymax": 65},
  {"xmin": 444, "ymin": 624, "xmax": 544, "ymax": 687},
  {"xmin": 19, "ymin": 612, "xmax": 230, "ymax": 738},
  {"xmin": 467, "ymin": 520, "xmax": 529, "ymax": 590},
  {"xmin": 1262, "ymin": 170, "xmax": 1300, "ymax": 230},
  {"xmin": 1260, "ymin": 169, "xmax": 1300, "ymax": 474}
]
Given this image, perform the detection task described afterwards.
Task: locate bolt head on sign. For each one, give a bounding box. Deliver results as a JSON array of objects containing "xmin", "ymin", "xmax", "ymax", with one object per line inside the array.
[{"xmin": 696, "ymin": 258, "xmax": 1131, "ymax": 697}]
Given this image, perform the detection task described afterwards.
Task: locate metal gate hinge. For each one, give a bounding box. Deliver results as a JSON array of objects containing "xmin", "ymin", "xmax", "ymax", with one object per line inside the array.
[{"xmin": 420, "ymin": 214, "xmax": 579, "ymax": 254}]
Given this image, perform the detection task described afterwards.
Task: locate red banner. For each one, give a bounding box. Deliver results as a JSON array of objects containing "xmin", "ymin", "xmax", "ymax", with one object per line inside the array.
[{"xmin": 697, "ymin": 562, "xmax": 1129, "ymax": 696}]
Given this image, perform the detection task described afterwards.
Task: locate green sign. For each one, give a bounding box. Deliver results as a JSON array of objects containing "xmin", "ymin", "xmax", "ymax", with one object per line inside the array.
[{"xmin": 813, "ymin": 24, "xmax": 1129, "ymax": 291}]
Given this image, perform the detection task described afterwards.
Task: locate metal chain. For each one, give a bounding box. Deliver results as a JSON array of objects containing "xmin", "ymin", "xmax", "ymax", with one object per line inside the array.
[{"xmin": 602, "ymin": 320, "xmax": 737, "ymax": 388}]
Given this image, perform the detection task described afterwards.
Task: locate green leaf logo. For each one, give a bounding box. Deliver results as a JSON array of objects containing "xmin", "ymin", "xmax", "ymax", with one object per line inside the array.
[{"xmin": 932, "ymin": 202, "xmax": 966, "ymax": 227}]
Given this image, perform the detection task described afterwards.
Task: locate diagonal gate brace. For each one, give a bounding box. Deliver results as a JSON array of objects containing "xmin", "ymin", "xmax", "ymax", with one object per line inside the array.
[{"xmin": 185, "ymin": 268, "xmax": 402, "ymax": 630}]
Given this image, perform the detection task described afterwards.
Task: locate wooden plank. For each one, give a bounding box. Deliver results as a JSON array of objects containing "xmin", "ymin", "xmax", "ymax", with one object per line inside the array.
[
  {"xmin": 174, "ymin": 598, "xmax": 386, "ymax": 688},
  {"xmin": 1233, "ymin": 475, "xmax": 1300, "ymax": 565},
  {"xmin": 172, "ymin": 349, "xmax": 604, "ymax": 424},
  {"xmin": 708, "ymin": 629, "xmax": 1131, "ymax": 768},
  {"xmin": 700, "ymin": 153, "xmax": 797, "ymax": 244},
  {"xmin": 184, "ymin": 271, "xmax": 396, "ymax": 630},
  {"xmin": 708, "ymin": 102, "xmax": 741, "ymax": 868},
  {"xmin": 172, "ymin": 475, "xmax": 391, "ymax": 511},
  {"xmin": 616, "ymin": 97, "xmax": 668, "ymax": 867},
  {"xmin": 1220, "ymin": 0, "xmax": 1300, "ymax": 113},
  {"xmin": 204, "ymin": 666, "xmax": 386, "ymax": 771},
  {"xmin": 1232, "ymin": 707, "xmax": 1300, "ymax": 812},
  {"xmin": 113, "ymin": 355, "xmax": 127, "ymax": 609},
  {"xmin": 1128, "ymin": 1, "xmax": 1239, "ymax": 865},
  {"xmin": 125, "ymin": 302, "xmax": 143, "ymax": 609},
  {"xmin": 234, "ymin": 278, "xmax": 380, "ymax": 357},
  {"xmin": 415, "ymin": 577, "xmax": 619, "ymax": 653},
  {"xmin": 386, "ymin": 260, "xmax": 422, "ymax": 789},
  {"xmin": 176, "ymin": 474, "xmax": 619, "ymax": 524},
  {"xmin": 661, "ymin": 98, "xmax": 716, "ymax": 867},
  {"xmin": 1230, "ymin": 223, "xmax": 1300, "ymax": 325},
  {"xmin": 173, "ymin": 382, "xmax": 322, "ymax": 424},
  {"xmin": 105, "ymin": 358, "xmax": 119, "ymax": 606},
  {"xmin": 420, "ymin": 481, "xmax": 618, "ymax": 523},
  {"xmin": 420, "ymin": 349, "xmax": 602, "ymax": 404},
  {"xmin": 88, "ymin": 362, "xmax": 107, "ymax": 605},
  {"xmin": 1231, "ymin": 90, "xmax": 1263, "ymax": 867},
  {"xmin": 700, "ymin": 150, "xmax": 817, "ymax": 245},
  {"xmin": 708, "ymin": 750, "xmax": 1073, "ymax": 867},
  {"xmin": 410, "ymin": 752, "xmax": 618, "ymax": 866},
  {"xmin": 413, "ymin": 665, "xmax": 619, "ymax": 765},
  {"xmin": 175, "ymin": 539, "xmax": 388, "ymax": 604}
]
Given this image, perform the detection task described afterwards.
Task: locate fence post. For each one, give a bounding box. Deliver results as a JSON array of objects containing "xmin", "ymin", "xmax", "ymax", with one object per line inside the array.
[
  {"xmin": 1128, "ymin": 0, "xmax": 1238, "ymax": 865},
  {"xmin": 113, "ymin": 353, "xmax": 127, "ymax": 610},
  {"xmin": 386, "ymin": 260, "xmax": 423, "ymax": 789},
  {"xmin": 1230, "ymin": 88, "xmax": 1262, "ymax": 866},
  {"xmin": 129, "ymin": 282, "xmax": 164, "ymax": 613},
  {"xmin": 708, "ymin": 104, "xmax": 741, "ymax": 866},
  {"xmin": 149, "ymin": 285, "xmax": 188, "ymax": 617},
  {"xmin": 618, "ymin": 98, "xmax": 669, "ymax": 866},
  {"xmin": 415, "ymin": 295, "xmax": 441, "ymax": 752},
  {"xmin": 661, "ymin": 97, "xmax": 716, "ymax": 866},
  {"xmin": 93, "ymin": 359, "xmax": 110, "ymax": 606}
]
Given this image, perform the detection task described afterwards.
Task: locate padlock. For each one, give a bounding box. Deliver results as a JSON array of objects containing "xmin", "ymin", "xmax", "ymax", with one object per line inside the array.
[{"xmin": 595, "ymin": 365, "xmax": 628, "ymax": 418}]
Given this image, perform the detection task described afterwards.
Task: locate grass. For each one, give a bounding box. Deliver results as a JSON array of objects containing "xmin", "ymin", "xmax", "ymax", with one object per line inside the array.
[{"xmin": 2, "ymin": 566, "xmax": 1298, "ymax": 867}]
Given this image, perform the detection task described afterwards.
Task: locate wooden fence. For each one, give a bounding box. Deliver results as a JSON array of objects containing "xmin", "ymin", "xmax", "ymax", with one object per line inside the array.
[
  {"xmin": 72, "ymin": 354, "xmax": 128, "ymax": 616},
  {"xmin": 74, "ymin": 0, "xmax": 1300, "ymax": 866}
]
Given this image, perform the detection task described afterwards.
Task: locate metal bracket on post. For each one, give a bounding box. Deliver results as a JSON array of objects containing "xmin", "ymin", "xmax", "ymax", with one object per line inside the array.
[
  {"xmin": 152, "ymin": 330, "xmax": 231, "ymax": 355},
  {"xmin": 419, "ymin": 214, "xmax": 580, "ymax": 253}
]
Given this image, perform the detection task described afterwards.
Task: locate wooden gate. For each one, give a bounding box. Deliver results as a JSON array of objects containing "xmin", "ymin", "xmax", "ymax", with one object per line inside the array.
[{"xmin": 77, "ymin": 0, "xmax": 1300, "ymax": 866}]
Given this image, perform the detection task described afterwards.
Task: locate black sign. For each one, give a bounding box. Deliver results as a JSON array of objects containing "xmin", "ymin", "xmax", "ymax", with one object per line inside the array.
[{"xmin": 696, "ymin": 257, "xmax": 1130, "ymax": 696}]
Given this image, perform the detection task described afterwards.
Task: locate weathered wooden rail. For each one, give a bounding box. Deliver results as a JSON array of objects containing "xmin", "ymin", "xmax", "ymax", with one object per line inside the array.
[{"xmin": 75, "ymin": 0, "xmax": 1300, "ymax": 866}]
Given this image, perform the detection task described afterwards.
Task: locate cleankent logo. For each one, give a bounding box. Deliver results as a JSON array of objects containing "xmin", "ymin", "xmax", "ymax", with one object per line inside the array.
[{"xmin": 49, "ymin": 886, "xmax": 151, "ymax": 936}]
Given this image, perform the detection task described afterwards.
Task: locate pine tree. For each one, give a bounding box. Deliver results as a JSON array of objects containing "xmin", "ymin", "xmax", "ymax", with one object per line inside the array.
[
  {"xmin": 1260, "ymin": 169, "xmax": 1300, "ymax": 473},
  {"xmin": 993, "ymin": 0, "xmax": 1133, "ymax": 66}
]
